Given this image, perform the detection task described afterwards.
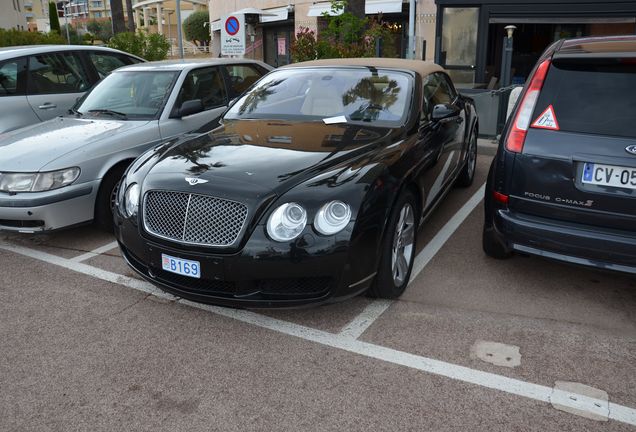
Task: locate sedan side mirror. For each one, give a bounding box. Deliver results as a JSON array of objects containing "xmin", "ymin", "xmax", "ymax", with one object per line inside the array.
[
  {"xmin": 431, "ymin": 103, "xmax": 459, "ymax": 122},
  {"xmin": 175, "ymin": 99, "xmax": 204, "ymax": 118}
]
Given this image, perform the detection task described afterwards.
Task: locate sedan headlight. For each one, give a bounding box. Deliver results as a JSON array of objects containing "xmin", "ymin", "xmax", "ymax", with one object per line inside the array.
[
  {"xmin": 314, "ymin": 200, "xmax": 352, "ymax": 235},
  {"xmin": 0, "ymin": 168, "xmax": 80, "ymax": 193},
  {"xmin": 124, "ymin": 183, "xmax": 140, "ymax": 217},
  {"xmin": 267, "ymin": 202, "xmax": 307, "ymax": 242}
]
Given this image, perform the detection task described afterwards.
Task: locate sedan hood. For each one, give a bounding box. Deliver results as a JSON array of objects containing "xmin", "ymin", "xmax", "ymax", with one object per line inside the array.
[
  {"xmin": 0, "ymin": 117, "xmax": 149, "ymax": 172},
  {"xmin": 144, "ymin": 120, "xmax": 395, "ymax": 197}
]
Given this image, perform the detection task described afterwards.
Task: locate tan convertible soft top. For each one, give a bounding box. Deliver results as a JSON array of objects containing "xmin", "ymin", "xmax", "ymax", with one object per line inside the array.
[{"xmin": 282, "ymin": 57, "xmax": 444, "ymax": 78}]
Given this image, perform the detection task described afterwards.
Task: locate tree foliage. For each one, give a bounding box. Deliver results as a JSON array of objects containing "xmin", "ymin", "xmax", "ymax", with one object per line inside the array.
[
  {"xmin": 183, "ymin": 11, "xmax": 211, "ymax": 46},
  {"xmin": 0, "ymin": 28, "xmax": 66, "ymax": 47},
  {"xmin": 290, "ymin": 0, "xmax": 396, "ymax": 61},
  {"xmin": 107, "ymin": 31, "xmax": 170, "ymax": 61},
  {"xmin": 48, "ymin": 2, "xmax": 60, "ymax": 33},
  {"xmin": 87, "ymin": 19, "xmax": 113, "ymax": 42}
]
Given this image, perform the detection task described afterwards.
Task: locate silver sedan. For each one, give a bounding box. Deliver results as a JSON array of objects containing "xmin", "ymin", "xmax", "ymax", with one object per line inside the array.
[{"xmin": 0, "ymin": 59, "xmax": 272, "ymax": 233}]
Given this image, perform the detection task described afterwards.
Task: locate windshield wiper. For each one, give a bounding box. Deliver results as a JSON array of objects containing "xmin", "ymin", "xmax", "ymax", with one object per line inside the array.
[{"xmin": 87, "ymin": 109, "xmax": 128, "ymax": 119}]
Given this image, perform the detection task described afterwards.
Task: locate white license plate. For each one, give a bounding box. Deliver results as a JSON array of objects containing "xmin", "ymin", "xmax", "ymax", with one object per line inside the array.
[
  {"xmin": 582, "ymin": 162, "xmax": 636, "ymax": 190},
  {"xmin": 161, "ymin": 254, "xmax": 201, "ymax": 279}
]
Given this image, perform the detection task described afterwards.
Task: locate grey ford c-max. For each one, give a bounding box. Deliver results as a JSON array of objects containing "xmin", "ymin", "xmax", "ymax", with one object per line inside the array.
[{"xmin": 484, "ymin": 35, "xmax": 636, "ymax": 274}]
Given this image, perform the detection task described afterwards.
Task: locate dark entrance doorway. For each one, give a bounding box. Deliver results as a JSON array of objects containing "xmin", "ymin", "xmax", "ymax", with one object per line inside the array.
[
  {"xmin": 486, "ymin": 19, "xmax": 636, "ymax": 87},
  {"xmin": 264, "ymin": 25, "xmax": 292, "ymax": 67}
]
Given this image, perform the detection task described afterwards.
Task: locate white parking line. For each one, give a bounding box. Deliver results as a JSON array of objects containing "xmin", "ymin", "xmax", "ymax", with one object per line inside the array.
[
  {"xmin": 338, "ymin": 183, "xmax": 487, "ymax": 337},
  {"xmin": 70, "ymin": 240, "xmax": 120, "ymax": 263},
  {"xmin": 1, "ymin": 240, "xmax": 635, "ymax": 426},
  {"xmin": 339, "ymin": 300, "xmax": 393, "ymax": 339},
  {"xmin": 410, "ymin": 183, "xmax": 486, "ymax": 283}
]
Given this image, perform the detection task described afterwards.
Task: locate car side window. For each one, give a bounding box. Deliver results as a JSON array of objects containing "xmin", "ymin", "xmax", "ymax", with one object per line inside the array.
[
  {"xmin": 424, "ymin": 73, "xmax": 453, "ymax": 107},
  {"xmin": 88, "ymin": 52, "xmax": 140, "ymax": 79},
  {"xmin": 27, "ymin": 52, "xmax": 91, "ymax": 95},
  {"xmin": 439, "ymin": 73, "xmax": 458, "ymax": 101},
  {"xmin": 0, "ymin": 57, "xmax": 27, "ymax": 96},
  {"xmin": 225, "ymin": 64, "xmax": 263, "ymax": 95},
  {"xmin": 175, "ymin": 67, "xmax": 227, "ymax": 110}
]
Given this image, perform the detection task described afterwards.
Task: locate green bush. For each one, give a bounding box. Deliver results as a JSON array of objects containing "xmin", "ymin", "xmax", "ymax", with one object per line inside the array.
[
  {"xmin": 87, "ymin": 19, "xmax": 113, "ymax": 43},
  {"xmin": 183, "ymin": 10, "xmax": 210, "ymax": 46},
  {"xmin": 290, "ymin": 27, "xmax": 317, "ymax": 62},
  {"xmin": 107, "ymin": 31, "xmax": 170, "ymax": 61},
  {"xmin": 0, "ymin": 28, "xmax": 66, "ymax": 47}
]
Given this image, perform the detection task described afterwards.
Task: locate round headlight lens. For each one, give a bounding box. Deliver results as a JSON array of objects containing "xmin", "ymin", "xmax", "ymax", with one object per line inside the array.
[
  {"xmin": 124, "ymin": 183, "xmax": 140, "ymax": 217},
  {"xmin": 314, "ymin": 200, "xmax": 351, "ymax": 235},
  {"xmin": 266, "ymin": 202, "xmax": 307, "ymax": 242}
]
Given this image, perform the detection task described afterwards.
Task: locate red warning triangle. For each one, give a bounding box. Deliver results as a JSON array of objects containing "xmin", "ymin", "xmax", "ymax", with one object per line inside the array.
[{"xmin": 531, "ymin": 105, "xmax": 560, "ymax": 130}]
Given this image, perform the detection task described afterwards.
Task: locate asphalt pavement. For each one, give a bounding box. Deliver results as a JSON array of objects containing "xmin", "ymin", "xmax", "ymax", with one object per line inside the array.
[{"xmin": 1, "ymin": 152, "xmax": 635, "ymax": 431}]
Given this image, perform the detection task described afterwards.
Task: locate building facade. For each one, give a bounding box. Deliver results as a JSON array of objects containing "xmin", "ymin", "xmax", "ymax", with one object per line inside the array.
[
  {"xmin": 208, "ymin": 0, "xmax": 438, "ymax": 66},
  {"xmin": 434, "ymin": 0, "xmax": 636, "ymax": 88},
  {"xmin": 1, "ymin": 0, "xmax": 28, "ymax": 30}
]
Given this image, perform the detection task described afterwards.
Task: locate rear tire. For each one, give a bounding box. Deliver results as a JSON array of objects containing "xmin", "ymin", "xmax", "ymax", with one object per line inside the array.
[
  {"xmin": 456, "ymin": 129, "xmax": 477, "ymax": 187},
  {"xmin": 94, "ymin": 164, "xmax": 128, "ymax": 233},
  {"xmin": 368, "ymin": 190, "xmax": 417, "ymax": 299},
  {"xmin": 482, "ymin": 227, "xmax": 512, "ymax": 259}
]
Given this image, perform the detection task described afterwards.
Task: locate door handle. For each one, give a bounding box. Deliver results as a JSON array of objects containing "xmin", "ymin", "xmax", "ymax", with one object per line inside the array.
[{"xmin": 38, "ymin": 103, "xmax": 57, "ymax": 110}]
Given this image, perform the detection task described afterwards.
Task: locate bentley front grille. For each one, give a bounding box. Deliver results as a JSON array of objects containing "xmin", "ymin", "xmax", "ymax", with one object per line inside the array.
[{"xmin": 143, "ymin": 190, "xmax": 248, "ymax": 247}]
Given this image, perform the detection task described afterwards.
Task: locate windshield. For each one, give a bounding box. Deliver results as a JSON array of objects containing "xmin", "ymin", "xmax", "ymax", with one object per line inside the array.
[
  {"xmin": 77, "ymin": 70, "xmax": 178, "ymax": 120},
  {"xmin": 224, "ymin": 68, "xmax": 413, "ymax": 126}
]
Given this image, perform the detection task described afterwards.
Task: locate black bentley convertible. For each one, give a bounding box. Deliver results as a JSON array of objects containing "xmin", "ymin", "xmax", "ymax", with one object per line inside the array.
[{"xmin": 114, "ymin": 58, "xmax": 478, "ymax": 307}]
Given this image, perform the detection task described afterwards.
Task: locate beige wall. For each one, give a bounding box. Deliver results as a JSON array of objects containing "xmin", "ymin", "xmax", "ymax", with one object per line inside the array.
[{"xmin": 1, "ymin": 0, "xmax": 28, "ymax": 30}]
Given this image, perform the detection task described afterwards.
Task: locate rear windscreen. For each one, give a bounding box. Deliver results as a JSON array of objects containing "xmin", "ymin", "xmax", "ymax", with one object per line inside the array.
[{"xmin": 533, "ymin": 61, "xmax": 636, "ymax": 138}]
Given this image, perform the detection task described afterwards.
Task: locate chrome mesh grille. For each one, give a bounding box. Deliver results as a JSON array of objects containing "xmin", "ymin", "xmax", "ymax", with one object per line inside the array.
[{"xmin": 143, "ymin": 191, "xmax": 248, "ymax": 247}]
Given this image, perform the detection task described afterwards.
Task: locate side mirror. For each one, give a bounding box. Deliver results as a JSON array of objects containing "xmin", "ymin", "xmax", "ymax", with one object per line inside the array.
[
  {"xmin": 431, "ymin": 103, "xmax": 459, "ymax": 122},
  {"xmin": 175, "ymin": 99, "xmax": 204, "ymax": 118}
]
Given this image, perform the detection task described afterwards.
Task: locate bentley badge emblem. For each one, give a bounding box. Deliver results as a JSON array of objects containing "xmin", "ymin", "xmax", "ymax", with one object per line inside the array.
[{"xmin": 185, "ymin": 177, "xmax": 209, "ymax": 185}]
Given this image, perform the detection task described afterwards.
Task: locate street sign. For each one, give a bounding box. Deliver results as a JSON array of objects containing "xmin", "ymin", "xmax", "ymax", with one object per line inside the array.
[{"xmin": 221, "ymin": 14, "xmax": 245, "ymax": 56}]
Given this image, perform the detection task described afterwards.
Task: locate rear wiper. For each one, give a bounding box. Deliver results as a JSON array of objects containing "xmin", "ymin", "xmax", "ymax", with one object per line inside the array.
[{"xmin": 87, "ymin": 109, "xmax": 128, "ymax": 119}]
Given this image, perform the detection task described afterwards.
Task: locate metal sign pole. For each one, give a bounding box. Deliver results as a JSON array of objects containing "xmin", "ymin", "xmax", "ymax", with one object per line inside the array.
[{"xmin": 176, "ymin": 0, "xmax": 184, "ymax": 59}]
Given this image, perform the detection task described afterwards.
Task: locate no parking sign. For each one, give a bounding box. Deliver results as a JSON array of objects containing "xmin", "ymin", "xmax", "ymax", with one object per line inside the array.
[{"xmin": 221, "ymin": 14, "xmax": 245, "ymax": 56}]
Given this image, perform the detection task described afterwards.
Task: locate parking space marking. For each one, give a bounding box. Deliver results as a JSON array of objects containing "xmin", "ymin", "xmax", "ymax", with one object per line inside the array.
[
  {"xmin": 0, "ymin": 242, "xmax": 175, "ymax": 300},
  {"xmin": 410, "ymin": 183, "xmax": 486, "ymax": 283},
  {"xmin": 70, "ymin": 241, "xmax": 119, "ymax": 263},
  {"xmin": 2, "ymin": 240, "xmax": 636, "ymax": 426},
  {"xmin": 337, "ymin": 183, "xmax": 487, "ymax": 338},
  {"xmin": 338, "ymin": 300, "xmax": 393, "ymax": 339}
]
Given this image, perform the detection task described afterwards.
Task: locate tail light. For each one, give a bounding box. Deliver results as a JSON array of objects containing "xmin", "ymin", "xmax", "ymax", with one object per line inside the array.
[
  {"xmin": 505, "ymin": 59, "xmax": 552, "ymax": 153},
  {"xmin": 493, "ymin": 191, "xmax": 509, "ymax": 205}
]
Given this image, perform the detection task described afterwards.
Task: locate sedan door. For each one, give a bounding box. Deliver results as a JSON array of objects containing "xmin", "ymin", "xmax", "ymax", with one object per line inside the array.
[
  {"xmin": 420, "ymin": 73, "xmax": 464, "ymax": 207},
  {"xmin": 26, "ymin": 51, "xmax": 91, "ymax": 122},
  {"xmin": 159, "ymin": 66, "xmax": 229, "ymax": 139},
  {"xmin": 0, "ymin": 57, "xmax": 39, "ymax": 133}
]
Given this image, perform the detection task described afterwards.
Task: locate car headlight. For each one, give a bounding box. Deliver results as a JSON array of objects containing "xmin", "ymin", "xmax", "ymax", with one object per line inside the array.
[
  {"xmin": 124, "ymin": 183, "xmax": 140, "ymax": 217},
  {"xmin": 314, "ymin": 200, "xmax": 352, "ymax": 235},
  {"xmin": 267, "ymin": 202, "xmax": 307, "ymax": 242},
  {"xmin": 0, "ymin": 168, "xmax": 80, "ymax": 192}
]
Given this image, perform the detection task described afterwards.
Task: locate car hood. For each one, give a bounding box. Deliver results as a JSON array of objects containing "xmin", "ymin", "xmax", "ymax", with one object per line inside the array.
[
  {"xmin": 0, "ymin": 117, "xmax": 150, "ymax": 172},
  {"xmin": 143, "ymin": 119, "xmax": 396, "ymax": 198}
]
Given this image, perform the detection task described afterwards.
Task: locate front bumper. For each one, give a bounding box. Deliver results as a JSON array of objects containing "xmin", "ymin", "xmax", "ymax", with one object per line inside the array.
[
  {"xmin": 0, "ymin": 181, "xmax": 98, "ymax": 232},
  {"xmin": 114, "ymin": 213, "xmax": 375, "ymax": 308},
  {"xmin": 493, "ymin": 209, "xmax": 636, "ymax": 274}
]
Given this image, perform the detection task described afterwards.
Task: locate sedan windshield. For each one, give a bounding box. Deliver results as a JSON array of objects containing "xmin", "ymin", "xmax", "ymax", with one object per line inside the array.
[
  {"xmin": 225, "ymin": 68, "xmax": 413, "ymax": 126},
  {"xmin": 77, "ymin": 71, "xmax": 178, "ymax": 120}
]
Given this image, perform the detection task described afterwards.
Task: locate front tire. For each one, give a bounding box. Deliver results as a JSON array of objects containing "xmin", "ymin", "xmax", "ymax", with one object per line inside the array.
[
  {"xmin": 456, "ymin": 129, "xmax": 477, "ymax": 187},
  {"xmin": 368, "ymin": 191, "xmax": 417, "ymax": 299},
  {"xmin": 94, "ymin": 165, "xmax": 127, "ymax": 232}
]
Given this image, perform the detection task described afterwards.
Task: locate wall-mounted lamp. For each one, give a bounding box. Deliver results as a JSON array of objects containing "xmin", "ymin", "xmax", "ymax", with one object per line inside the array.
[{"xmin": 505, "ymin": 25, "xmax": 517, "ymax": 39}]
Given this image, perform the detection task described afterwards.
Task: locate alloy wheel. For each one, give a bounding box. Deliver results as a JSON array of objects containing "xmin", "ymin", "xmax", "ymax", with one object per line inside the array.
[{"xmin": 391, "ymin": 202, "xmax": 415, "ymax": 286}]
